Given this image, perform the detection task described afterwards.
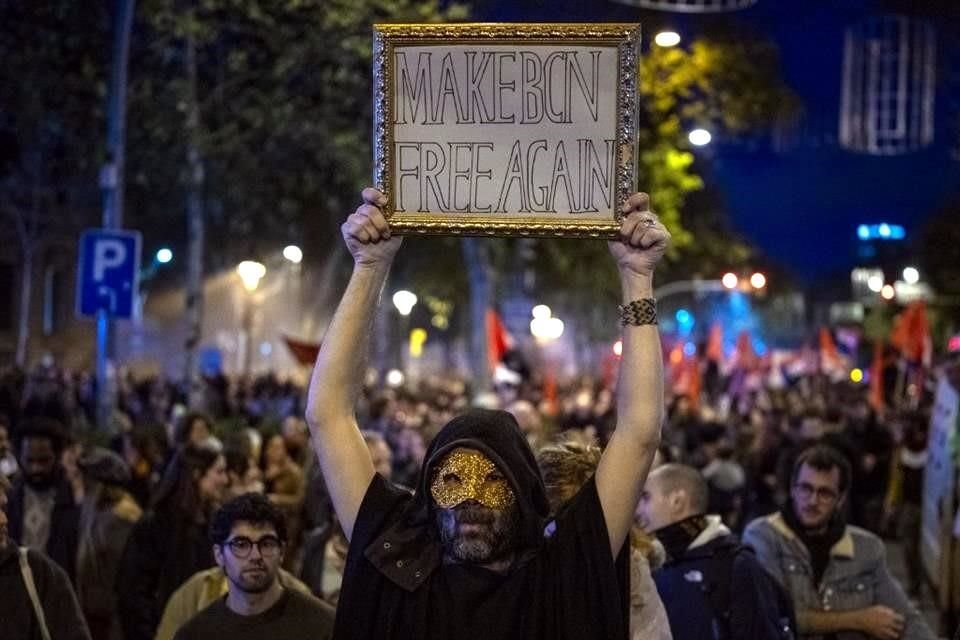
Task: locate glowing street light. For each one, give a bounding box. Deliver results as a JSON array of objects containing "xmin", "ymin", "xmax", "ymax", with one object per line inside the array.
[
  {"xmin": 530, "ymin": 317, "xmax": 564, "ymax": 342},
  {"xmin": 283, "ymin": 245, "xmax": 303, "ymax": 264},
  {"xmin": 850, "ymin": 368, "xmax": 864, "ymax": 383},
  {"xmin": 867, "ymin": 275, "xmax": 884, "ymax": 293},
  {"xmin": 750, "ymin": 272, "xmax": 767, "ymax": 289},
  {"xmin": 721, "ymin": 272, "xmax": 739, "ymax": 289},
  {"xmin": 236, "ymin": 260, "xmax": 266, "ymax": 292},
  {"xmin": 654, "ymin": 31, "xmax": 681, "ymax": 47},
  {"xmin": 530, "ymin": 305, "xmax": 564, "ymax": 342},
  {"xmin": 880, "ymin": 284, "xmax": 896, "ymax": 300},
  {"xmin": 156, "ymin": 248, "xmax": 173, "ymax": 264},
  {"xmin": 532, "ymin": 304, "xmax": 552, "ymax": 320},
  {"xmin": 689, "ymin": 128, "xmax": 712, "ymax": 146},
  {"xmin": 902, "ymin": 267, "xmax": 920, "ymax": 284},
  {"xmin": 392, "ymin": 290, "xmax": 417, "ymax": 316}
]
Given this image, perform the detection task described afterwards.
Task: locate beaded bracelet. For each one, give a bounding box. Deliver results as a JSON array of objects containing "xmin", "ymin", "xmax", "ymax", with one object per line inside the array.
[{"xmin": 618, "ymin": 298, "xmax": 658, "ymax": 326}]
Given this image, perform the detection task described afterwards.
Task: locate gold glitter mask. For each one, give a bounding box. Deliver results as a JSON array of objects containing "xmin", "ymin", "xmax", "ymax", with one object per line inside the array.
[{"xmin": 430, "ymin": 448, "xmax": 516, "ymax": 510}]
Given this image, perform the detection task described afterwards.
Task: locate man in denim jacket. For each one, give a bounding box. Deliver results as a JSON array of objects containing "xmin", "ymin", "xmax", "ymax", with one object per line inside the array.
[{"xmin": 743, "ymin": 445, "xmax": 935, "ymax": 640}]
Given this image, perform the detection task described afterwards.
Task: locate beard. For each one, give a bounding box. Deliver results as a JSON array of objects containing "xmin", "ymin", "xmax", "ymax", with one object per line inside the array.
[
  {"xmin": 436, "ymin": 501, "xmax": 520, "ymax": 564},
  {"xmin": 229, "ymin": 562, "xmax": 276, "ymax": 594}
]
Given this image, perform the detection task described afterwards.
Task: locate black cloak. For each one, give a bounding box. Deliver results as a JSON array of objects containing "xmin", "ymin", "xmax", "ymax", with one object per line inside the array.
[{"xmin": 332, "ymin": 409, "xmax": 630, "ymax": 640}]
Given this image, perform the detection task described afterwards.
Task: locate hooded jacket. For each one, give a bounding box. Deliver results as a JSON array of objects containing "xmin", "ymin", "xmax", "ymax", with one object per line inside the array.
[{"xmin": 655, "ymin": 516, "xmax": 791, "ymax": 640}]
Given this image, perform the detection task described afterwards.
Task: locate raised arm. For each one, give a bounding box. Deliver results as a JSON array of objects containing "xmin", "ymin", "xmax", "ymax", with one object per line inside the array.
[
  {"xmin": 595, "ymin": 192, "xmax": 669, "ymax": 557},
  {"xmin": 305, "ymin": 188, "xmax": 402, "ymax": 540}
]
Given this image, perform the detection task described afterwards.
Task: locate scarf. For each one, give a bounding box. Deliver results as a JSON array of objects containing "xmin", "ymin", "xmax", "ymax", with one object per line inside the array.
[
  {"xmin": 781, "ymin": 501, "xmax": 845, "ymax": 586},
  {"xmin": 654, "ymin": 514, "xmax": 709, "ymax": 561}
]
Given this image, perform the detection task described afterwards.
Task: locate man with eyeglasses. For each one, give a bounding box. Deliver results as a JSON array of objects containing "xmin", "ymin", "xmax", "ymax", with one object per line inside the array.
[
  {"xmin": 743, "ymin": 445, "xmax": 935, "ymax": 640},
  {"xmin": 173, "ymin": 493, "xmax": 334, "ymax": 640}
]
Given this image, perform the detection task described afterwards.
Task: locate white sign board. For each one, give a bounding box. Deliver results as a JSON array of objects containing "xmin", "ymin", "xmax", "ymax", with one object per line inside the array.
[{"xmin": 372, "ymin": 23, "xmax": 640, "ymax": 237}]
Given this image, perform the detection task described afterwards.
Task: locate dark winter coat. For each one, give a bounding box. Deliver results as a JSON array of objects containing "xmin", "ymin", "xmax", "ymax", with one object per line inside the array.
[
  {"xmin": 6, "ymin": 473, "xmax": 80, "ymax": 582},
  {"xmin": 0, "ymin": 544, "xmax": 91, "ymax": 640}
]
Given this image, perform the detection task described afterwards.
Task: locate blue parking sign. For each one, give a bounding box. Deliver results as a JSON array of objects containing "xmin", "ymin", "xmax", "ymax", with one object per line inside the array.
[{"xmin": 77, "ymin": 229, "xmax": 142, "ymax": 318}]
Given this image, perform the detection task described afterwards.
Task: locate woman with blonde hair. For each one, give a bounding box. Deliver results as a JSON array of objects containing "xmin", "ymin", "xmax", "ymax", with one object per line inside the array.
[{"xmin": 537, "ymin": 437, "xmax": 672, "ymax": 640}]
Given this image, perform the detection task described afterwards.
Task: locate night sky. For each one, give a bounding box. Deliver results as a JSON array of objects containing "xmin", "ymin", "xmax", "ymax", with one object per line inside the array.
[{"xmin": 474, "ymin": 0, "xmax": 960, "ymax": 281}]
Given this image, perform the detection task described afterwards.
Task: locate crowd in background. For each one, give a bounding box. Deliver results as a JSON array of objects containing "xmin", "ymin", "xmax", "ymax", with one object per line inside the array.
[{"xmin": 0, "ymin": 343, "xmax": 953, "ymax": 640}]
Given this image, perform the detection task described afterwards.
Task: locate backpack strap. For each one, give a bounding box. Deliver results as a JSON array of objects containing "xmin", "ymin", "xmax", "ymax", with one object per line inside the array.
[
  {"xmin": 18, "ymin": 547, "xmax": 53, "ymax": 640},
  {"xmin": 702, "ymin": 542, "xmax": 797, "ymax": 640},
  {"xmin": 699, "ymin": 544, "xmax": 739, "ymax": 640}
]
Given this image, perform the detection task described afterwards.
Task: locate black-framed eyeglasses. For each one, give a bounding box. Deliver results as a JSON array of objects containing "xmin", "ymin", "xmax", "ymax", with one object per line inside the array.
[
  {"xmin": 793, "ymin": 482, "xmax": 839, "ymax": 503},
  {"xmin": 222, "ymin": 535, "xmax": 283, "ymax": 559}
]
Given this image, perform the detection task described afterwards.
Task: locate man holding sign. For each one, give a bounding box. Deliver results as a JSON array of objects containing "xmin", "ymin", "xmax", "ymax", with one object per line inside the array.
[{"xmin": 306, "ymin": 187, "xmax": 668, "ymax": 639}]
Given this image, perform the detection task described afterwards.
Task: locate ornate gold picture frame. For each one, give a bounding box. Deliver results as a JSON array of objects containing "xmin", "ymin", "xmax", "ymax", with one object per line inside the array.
[{"xmin": 372, "ymin": 23, "xmax": 640, "ymax": 238}]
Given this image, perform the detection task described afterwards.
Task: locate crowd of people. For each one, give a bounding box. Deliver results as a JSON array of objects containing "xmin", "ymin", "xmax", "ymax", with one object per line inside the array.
[
  {"xmin": 0, "ymin": 342, "xmax": 955, "ymax": 640},
  {"xmin": 0, "ymin": 187, "xmax": 956, "ymax": 639}
]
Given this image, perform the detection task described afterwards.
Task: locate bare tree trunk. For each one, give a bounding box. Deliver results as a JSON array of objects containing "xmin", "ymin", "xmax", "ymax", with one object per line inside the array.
[
  {"xmin": 461, "ymin": 237, "xmax": 492, "ymax": 394},
  {"xmin": 15, "ymin": 245, "xmax": 33, "ymax": 367},
  {"xmin": 183, "ymin": 6, "xmax": 205, "ymax": 408}
]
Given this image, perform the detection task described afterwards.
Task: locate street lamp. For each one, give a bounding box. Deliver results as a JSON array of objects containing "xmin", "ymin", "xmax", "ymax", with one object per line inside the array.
[
  {"xmin": 392, "ymin": 290, "xmax": 417, "ymax": 316},
  {"xmin": 237, "ymin": 260, "xmax": 266, "ymax": 292},
  {"xmin": 750, "ymin": 272, "xmax": 766, "ymax": 290},
  {"xmin": 867, "ymin": 275, "xmax": 884, "ymax": 293},
  {"xmin": 236, "ymin": 260, "xmax": 266, "ymax": 377},
  {"xmin": 689, "ymin": 128, "xmax": 712, "ymax": 146},
  {"xmin": 654, "ymin": 31, "xmax": 681, "ymax": 47},
  {"xmin": 721, "ymin": 272, "xmax": 739, "ymax": 289},
  {"xmin": 391, "ymin": 290, "xmax": 417, "ymax": 371},
  {"xmin": 530, "ymin": 305, "xmax": 564, "ymax": 343},
  {"xmin": 880, "ymin": 284, "xmax": 896, "ymax": 300},
  {"xmin": 283, "ymin": 245, "xmax": 303, "ymax": 264},
  {"xmin": 902, "ymin": 267, "xmax": 920, "ymax": 284},
  {"xmin": 532, "ymin": 304, "xmax": 552, "ymax": 320},
  {"xmin": 156, "ymin": 248, "xmax": 173, "ymax": 264}
]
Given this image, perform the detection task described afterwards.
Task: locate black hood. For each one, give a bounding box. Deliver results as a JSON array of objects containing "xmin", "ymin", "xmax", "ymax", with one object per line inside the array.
[
  {"xmin": 415, "ymin": 409, "xmax": 548, "ymax": 535},
  {"xmin": 365, "ymin": 409, "xmax": 550, "ymax": 591}
]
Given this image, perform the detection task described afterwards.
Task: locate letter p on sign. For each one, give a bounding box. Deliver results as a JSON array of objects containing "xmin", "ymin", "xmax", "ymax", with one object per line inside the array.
[
  {"xmin": 93, "ymin": 239, "xmax": 127, "ymax": 281},
  {"xmin": 77, "ymin": 229, "xmax": 142, "ymax": 319}
]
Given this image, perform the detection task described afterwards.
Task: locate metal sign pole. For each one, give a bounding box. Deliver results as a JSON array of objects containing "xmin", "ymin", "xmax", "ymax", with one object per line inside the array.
[{"xmin": 97, "ymin": 0, "xmax": 136, "ymax": 430}]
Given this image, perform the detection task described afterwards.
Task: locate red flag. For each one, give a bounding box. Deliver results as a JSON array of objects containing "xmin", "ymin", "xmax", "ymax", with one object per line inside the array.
[
  {"xmin": 890, "ymin": 302, "xmax": 930, "ymax": 363},
  {"xmin": 542, "ymin": 369, "xmax": 558, "ymax": 417},
  {"xmin": 819, "ymin": 327, "xmax": 844, "ymax": 375},
  {"xmin": 706, "ymin": 323, "xmax": 723, "ymax": 363},
  {"xmin": 486, "ymin": 308, "xmax": 512, "ymax": 370},
  {"xmin": 283, "ymin": 335, "xmax": 321, "ymax": 366}
]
